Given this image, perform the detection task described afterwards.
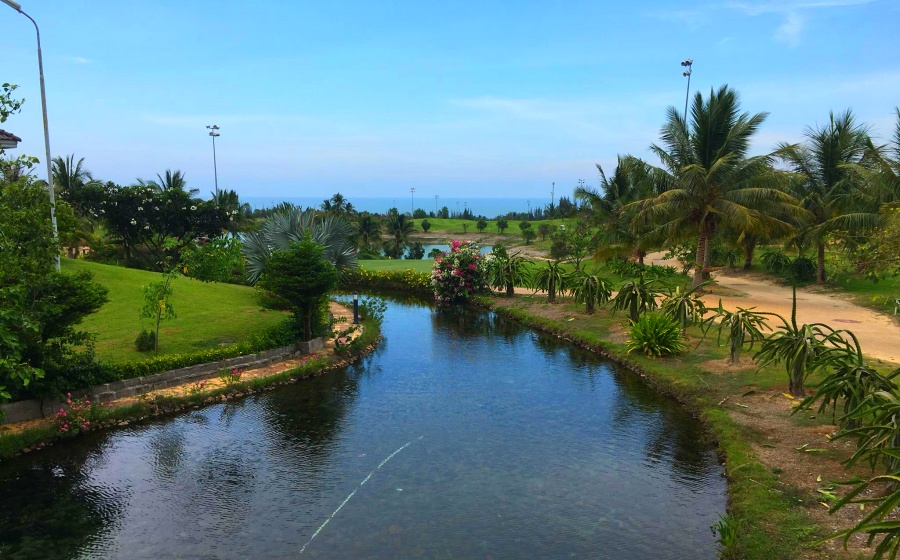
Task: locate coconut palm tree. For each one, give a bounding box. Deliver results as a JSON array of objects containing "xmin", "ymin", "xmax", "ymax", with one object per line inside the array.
[
  {"xmin": 627, "ymin": 85, "xmax": 803, "ymax": 288},
  {"xmin": 148, "ymin": 169, "xmax": 197, "ymax": 196},
  {"xmin": 52, "ymin": 154, "xmax": 103, "ymax": 227},
  {"xmin": 383, "ymin": 209, "xmax": 414, "ymax": 258},
  {"xmin": 242, "ymin": 206, "xmax": 358, "ymax": 285},
  {"xmin": 354, "ymin": 213, "xmax": 382, "ymax": 250},
  {"xmin": 576, "ymin": 156, "xmax": 660, "ymax": 265},
  {"xmin": 776, "ymin": 110, "xmax": 874, "ymax": 283}
]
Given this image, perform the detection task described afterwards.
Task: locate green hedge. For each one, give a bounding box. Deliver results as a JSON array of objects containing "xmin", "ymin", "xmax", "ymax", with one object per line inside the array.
[{"xmin": 341, "ymin": 268, "xmax": 432, "ymax": 295}]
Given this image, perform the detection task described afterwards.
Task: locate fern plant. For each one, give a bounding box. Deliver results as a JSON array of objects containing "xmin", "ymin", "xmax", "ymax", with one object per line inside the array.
[{"xmin": 625, "ymin": 312, "xmax": 687, "ymax": 358}]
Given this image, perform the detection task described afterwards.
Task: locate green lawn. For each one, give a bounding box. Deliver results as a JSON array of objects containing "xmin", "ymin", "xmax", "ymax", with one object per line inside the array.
[
  {"xmin": 360, "ymin": 259, "xmax": 434, "ymax": 273},
  {"xmin": 419, "ymin": 217, "xmax": 575, "ymax": 236},
  {"xmin": 63, "ymin": 259, "xmax": 288, "ymax": 363}
]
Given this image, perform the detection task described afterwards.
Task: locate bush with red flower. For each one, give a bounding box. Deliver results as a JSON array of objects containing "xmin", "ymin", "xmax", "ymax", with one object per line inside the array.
[{"xmin": 430, "ymin": 241, "xmax": 486, "ymax": 305}]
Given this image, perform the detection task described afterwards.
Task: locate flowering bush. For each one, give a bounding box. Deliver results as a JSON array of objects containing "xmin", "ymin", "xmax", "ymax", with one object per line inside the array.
[
  {"xmin": 55, "ymin": 393, "xmax": 99, "ymax": 435},
  {"xmin": 218, "ymin": 367, "xmax": 243, "ymax": 386},
  {"xmin": 430, "ymin": 241, "xmax": 486, "ymax": 305}
]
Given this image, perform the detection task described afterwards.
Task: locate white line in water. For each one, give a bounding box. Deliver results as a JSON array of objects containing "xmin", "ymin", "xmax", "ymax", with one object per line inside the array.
[{"xmin": 298, "ymin": 437, "xmax": 423, "ymax": 556}]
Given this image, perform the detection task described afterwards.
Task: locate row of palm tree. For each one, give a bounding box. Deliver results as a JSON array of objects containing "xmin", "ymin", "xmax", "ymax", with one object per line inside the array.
[{"xmin": 576, "ymin": 86, "xmax": 899, "ymax": 287}]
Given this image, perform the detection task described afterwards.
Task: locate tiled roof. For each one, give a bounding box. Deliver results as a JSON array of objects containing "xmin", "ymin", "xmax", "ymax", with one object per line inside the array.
[{"xmin": 0, "ymin": 129, "xmax": 23, "ymax": 142}]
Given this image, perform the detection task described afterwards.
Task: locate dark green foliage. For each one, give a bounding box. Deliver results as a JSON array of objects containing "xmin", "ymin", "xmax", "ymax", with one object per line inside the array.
[
  {"xmin": 421, "ymin": 219, "xmax": 431, "ymax": 233},
  {"xmin": 761, "ymin": 249, "xmax": 792, "ymax": 274},
  {"xmin": 476, "ymin": 218, "xmax": 487, "ymax": 232},
  {"xmin": 518, "ymin": 220, "xmax": 531, "ymax": 233},
  {"xmin": 135, "ymin": 329, "xmax": 156, "ymax": 352},
  {"xmin": 496, "ymin": 218, "xmax": 508, "ymax": 233},
  {"xmin": 405, "ymin": 242, "xmax": 425, "ymax": 260},
  {"xmin": 609, "ymin": 277, "xmax": 662, "ymax": 322},
  {"xmin": 537, "ymin": 223, "xmax": 552, "ymax": 241},
  {"xmin": 786, "ymin": 256, "xmax": 817, "ymax": 283},
  {"xmin": 260, "ymin": 238, "xmax": 339, "ymax": 340},
  {"xmin": 522, "ymin": 229, "xmax": 536, "ymax": 244},
  {"xmin": 625, "ymin": 312, "xmax": 687, "ymax": 358},
  {"xmin": 0, "ymin": 180, "xmax": 109, "ymax": 401},
  {"xmin": 180, "ymin": 237, "xmax": 245, "ymax": 283}
]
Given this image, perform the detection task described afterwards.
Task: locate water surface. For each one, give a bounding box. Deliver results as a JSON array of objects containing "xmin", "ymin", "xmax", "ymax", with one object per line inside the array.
[{"xmin": 0, "ymin": 299, "xmax": 725, "ymax": 559}]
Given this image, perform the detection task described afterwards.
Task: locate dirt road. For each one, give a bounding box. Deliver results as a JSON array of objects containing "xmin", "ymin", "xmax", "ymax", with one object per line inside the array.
[{"xmin": 645, "ymin": 252, "xmax": 900, "ymax": 365}]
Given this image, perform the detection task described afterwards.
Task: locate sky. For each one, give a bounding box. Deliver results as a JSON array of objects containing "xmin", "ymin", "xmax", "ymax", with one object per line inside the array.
[{"xmin": 1, "ymin": 0, "xmax": 898, "ymax": 203}]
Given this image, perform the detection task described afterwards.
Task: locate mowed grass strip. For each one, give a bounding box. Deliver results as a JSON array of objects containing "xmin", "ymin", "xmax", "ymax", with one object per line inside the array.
[
  {"xmin": 359, "ymin": 259, "xmax": 434, "ymax": 273},
  {"xmin": 62, "ymin": 259, "xmax": 288, "ymax": 363}
]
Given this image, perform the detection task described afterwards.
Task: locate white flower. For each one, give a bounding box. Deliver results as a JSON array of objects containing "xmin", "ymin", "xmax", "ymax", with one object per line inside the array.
[
  {"xmin": 130, "ymin": 219, "xmax": 137, "ymax": 225},
  {"xmin": 190, "ymin": 205, "xmax": 197, "ymax": 211},
  {"xmin": 137, "ymin": 206, "xmax": 143, "ymax": 211}
]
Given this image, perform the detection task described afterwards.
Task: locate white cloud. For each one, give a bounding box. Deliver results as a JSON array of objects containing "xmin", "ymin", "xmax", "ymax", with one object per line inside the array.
[
  {"xmin": 69, "ymin": 56, "xmax": 91, "ymax": 64},
  {"xmin": 728, "ymin": 0, "xmax": 876, "ymax": 45},
  {"xmin": 775, "ymin": 11, "xmax": 804, "ymax": 45}
]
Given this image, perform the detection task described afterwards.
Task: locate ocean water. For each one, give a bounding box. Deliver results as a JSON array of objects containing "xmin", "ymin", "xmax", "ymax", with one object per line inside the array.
[{"xmin": 243, "ymin": 196, "xmax": 551, "ymax": 219}]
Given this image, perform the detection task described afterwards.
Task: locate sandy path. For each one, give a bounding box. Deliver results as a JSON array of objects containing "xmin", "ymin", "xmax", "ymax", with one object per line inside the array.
[{"xmin": 643, "ymin": 252, "xmax": 900, "ymax": 365}]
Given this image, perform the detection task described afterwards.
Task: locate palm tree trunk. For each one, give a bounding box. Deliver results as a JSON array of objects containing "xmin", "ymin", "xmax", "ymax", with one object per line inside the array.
[
  {"xmin": 506, "ymin": 282, "xmax": 514, "ymax": 297},
  {"xmin": 637, "ymin": 251, "xmax": 645, "ymax": 266},
  {"xmin": 743, "ymin": 237, "xmax": 756, "ymax": 269},
  {"xmin": 702, "ymin": 232, "xmax": 712, "ymax": 280},
  {"xmin": 816, "ymin": 242, "xmax": 826, "ymax": 284},
  {"xmin": 692, "ymin": 229, "xmax": 707, "ymax": 288}
]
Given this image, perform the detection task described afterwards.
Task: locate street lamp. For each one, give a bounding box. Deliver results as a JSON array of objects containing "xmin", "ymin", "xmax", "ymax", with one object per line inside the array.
[
  {"xmin": 3, "ymin": 0, "xmax": 60, "ymax": 271},
  {"xmin": 206, "ymin": 125, "xmax": 220, "ymax": 200},
  {"xmin": 434, "ymin": 194, "xmax": 439, "ymax": 216},
  {"xmin": 680, "ymin": 58, "xmax": 693, "ymax": 121},
  {"xmin": 410, "ymin": 187, "xmax": 415, "ymax": 216}
]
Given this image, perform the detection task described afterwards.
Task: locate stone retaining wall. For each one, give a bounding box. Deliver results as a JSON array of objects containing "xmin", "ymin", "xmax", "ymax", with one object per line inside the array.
[{"xmin": 0, "ymin": 337, "xmax": 324, "ymax": 424}]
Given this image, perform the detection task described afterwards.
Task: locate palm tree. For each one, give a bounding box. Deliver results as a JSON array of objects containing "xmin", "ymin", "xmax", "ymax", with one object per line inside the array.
[
  {"xmin": 486, "ymin": 246, "xmax": 531, "ymax": 297},
  {"xmin": 52, "ymin": 154, "xmax": 103, "ymax": 227},
  {"xmin": 241, "ymin": 206, "xmax": 358, "ymax": 285},
  {"xmin": 776, "ymin": 110, "xmax": 874, "ymax": 283},
  {"xmin": 530, "ymin": 260, "xmax": 566, "ymax": 303},
  {"xmin": 383, "ymin": 210, "xmax": 414, "ymax": 258},
  {"xmin": 354, "ymin": 213, "xmax": 381, "ymax": 250},
  {"xmin": 628, "ymin": 86, "xmax": 803, "ymax": 288},
  {"xmin": 576, "ymin": 156, "xmax": 660, "ymax": 265},
  {"xmin": 148, "ymin": 169, "xmax": 197, "ymax": 196}
]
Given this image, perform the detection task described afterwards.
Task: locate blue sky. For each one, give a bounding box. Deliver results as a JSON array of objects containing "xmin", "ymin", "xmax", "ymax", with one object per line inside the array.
[{"xmin": 2, "ymin": 0, "xmax": 898, "ymax": 202}]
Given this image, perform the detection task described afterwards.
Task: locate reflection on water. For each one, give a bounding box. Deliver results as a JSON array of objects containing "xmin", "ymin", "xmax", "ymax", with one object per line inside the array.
[{"xmin": 0, "ymin": 300, "xmax": 725, "ymax": 559}]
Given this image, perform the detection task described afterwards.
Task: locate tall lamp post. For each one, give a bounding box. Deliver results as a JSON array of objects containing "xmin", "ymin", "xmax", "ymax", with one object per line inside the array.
[
  {"xmin": 206, "ymin": 125, "xmax": 220, "ymax": 200},
  {"xmin": 680, "ymin": 58, "xmax": 693, "ymax": 120},
  {"xmin": 3, "ymin": 0, "xmax": 60, "ymax": 271},
  {"xmin": 434, "ymin": 194, "xmax": 439, "ymax": 216},
  {"xmin": 410, "ymin": 187, "xmax": 415, "ymax": 216}
]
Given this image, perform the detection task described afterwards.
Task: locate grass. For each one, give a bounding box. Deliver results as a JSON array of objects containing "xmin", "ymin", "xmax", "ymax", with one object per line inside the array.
[
  {"xmin": 359, "ymin": 259, "xmax": 434, "ymax": 273},
  {"xmin": 62, "ymin": 259, "xmax": 288, "ymax": 363}
]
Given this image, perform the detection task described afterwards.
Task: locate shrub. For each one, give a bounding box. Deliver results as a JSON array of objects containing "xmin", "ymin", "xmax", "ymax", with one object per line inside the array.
[
  {"xmin": 430, "ymin": 240, "xmax": 486, "ymax": 305},
  {"xmin": 54, "ymin": 393, "xmax": 102, "ymax": 435},
  {"xmin": 180, "ymin": 237, "xmax": 246, "ymax": 284},
  {"xmin": 625, "ymin": 312, "xmax": 687, "ymax": 358},
  {"xmin": 134, "ymin": 329, "xmax": 157, "ymax": 352},
  {"xmin": 568, "ymin": 271, "xmax": 612, "ymax": 313},
  {"xmin": 340, "ymin": 268, "xmax": 431, "ymax": 294},
  {"xmin": 786, "ymin": 256, "xmax": 816, "ymax": 283},
  {"xmin": 405, "ymin": 242, "xmax": 425, "ymax": 260},
  {"xmin": 421, "ymin": 219, "xmax": 431, "ymax": 233},
  {"xmin": 761, "ymin": 249, "xmax": 791, "ymax": 273}
]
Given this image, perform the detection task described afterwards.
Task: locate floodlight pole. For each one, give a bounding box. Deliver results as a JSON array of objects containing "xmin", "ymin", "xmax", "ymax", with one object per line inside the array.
[
  {"xmin": 3, "ymin": 0, "xmax": 60, "ymax": 270},
  {"xmin": 681, "ymin": 58, "xmax": 693, "ymax": 121},
  {"xmin": 207, "ymin": 125, "xmax": 220, "ymax": 200},
  {"xmin": 410, "ymin": 187, "xmax": 415, "ymax": 216}
]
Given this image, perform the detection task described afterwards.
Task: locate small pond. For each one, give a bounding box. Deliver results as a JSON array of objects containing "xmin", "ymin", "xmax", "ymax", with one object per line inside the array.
[{"xmin": 0, "ymin": 298, "xmax": 725, "ymax": 559}]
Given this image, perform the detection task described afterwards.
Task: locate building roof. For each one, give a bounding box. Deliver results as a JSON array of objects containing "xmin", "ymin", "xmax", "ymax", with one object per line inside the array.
[{"xmin": 0, "ymin": 129, "xmax": 22, "ymax": 143}]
